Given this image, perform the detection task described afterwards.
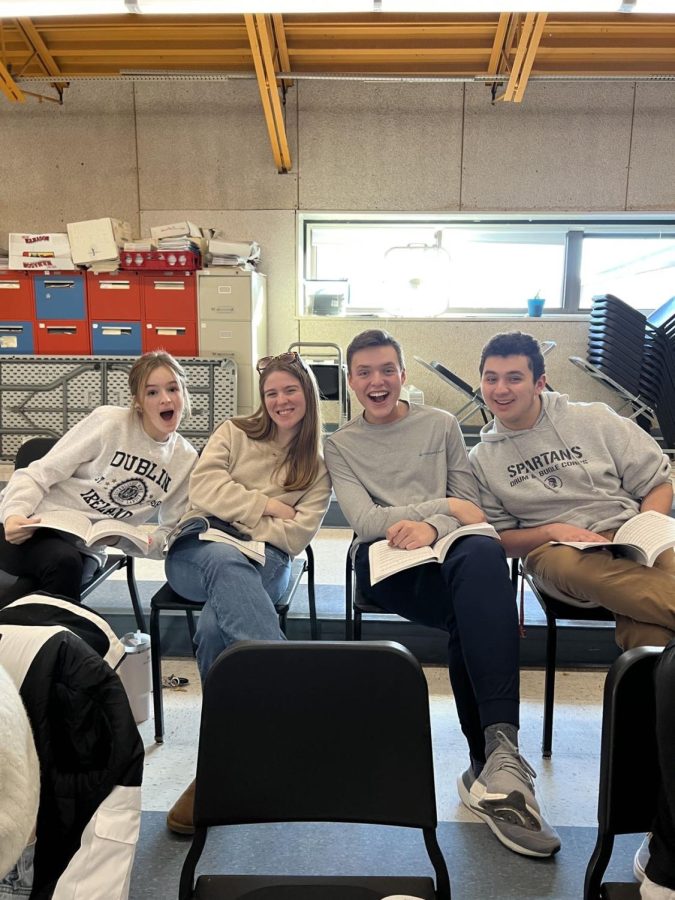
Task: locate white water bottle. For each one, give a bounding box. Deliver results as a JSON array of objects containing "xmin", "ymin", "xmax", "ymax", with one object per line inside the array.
[{"xmin": 118, "ymin": 631, "xmax": 152, "ymax": 724}]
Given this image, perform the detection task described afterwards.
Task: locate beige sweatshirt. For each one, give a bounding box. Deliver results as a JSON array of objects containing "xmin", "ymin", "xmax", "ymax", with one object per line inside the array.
[{"xmin": 183, "ymin": 420, "xmax": 331, "ymax": 557}]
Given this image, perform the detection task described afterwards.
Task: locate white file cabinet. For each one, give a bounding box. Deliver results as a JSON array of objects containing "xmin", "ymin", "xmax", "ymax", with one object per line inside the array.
[{"xmin": 197, "ymin": 270, "xmax": 267, "ymax": 417}]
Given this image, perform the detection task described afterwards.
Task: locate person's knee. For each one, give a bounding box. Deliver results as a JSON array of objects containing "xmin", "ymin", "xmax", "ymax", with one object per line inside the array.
[
  {"xmin": 448, "ymin": 535, "xmax": 507, "ymax": 572},
  {"xmin": 41, "ymin": 548, "xmax": 83, "ymax": 589}
]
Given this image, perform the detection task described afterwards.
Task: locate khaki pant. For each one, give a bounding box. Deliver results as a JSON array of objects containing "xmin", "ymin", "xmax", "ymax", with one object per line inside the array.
[{"xmin": 525, "ymin": 530, "xmax": 675, "ymax": 650}]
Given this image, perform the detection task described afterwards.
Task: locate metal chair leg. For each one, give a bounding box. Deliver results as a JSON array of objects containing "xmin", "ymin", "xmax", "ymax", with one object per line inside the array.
[
  {"xmin": 542, "ymin": 611, "xmax": 558, "ymax": 758},
  {"xmin": 305, "ymin": 545, "xmax": 318, "ymax": 640},
  {"xmin": 345, "ymin": 552, "xmax": 354, "ymax": 640},
  {"xmin": 150, "ymin": 604, "xmax": 164, "ymax": 744},
  {"xmin": 125, "ymin": 556, "xmax": 147, "ymax": 633}
]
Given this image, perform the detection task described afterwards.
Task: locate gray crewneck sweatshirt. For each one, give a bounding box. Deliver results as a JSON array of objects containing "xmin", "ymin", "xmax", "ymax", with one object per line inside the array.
[
  {"xmin": 0, "ymin": 406, "xmax": 197, "ymax": 558},
  {"xmin": 324, "ymin": 403, "xmax": 479, "ymax": 545},
  {"xmin": 469, "ymin": 392, "xmax": 671, "ymax": 534}
]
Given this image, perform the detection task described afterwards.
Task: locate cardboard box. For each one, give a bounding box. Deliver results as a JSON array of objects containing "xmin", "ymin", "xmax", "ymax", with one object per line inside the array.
[
  {"xmin": 67, "ymin": 218, "xmax": 132, "ymax": 267},
  {"xmin": 150, "ymin": 221, "xmax": 202, "ymax": 241},
  {"xmin": 8, "ymin": 233, "xmax": 75, "ymax": 270}
]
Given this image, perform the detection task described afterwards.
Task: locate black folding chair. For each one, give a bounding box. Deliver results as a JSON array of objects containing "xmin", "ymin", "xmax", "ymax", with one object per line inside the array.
[
  {"xmin": 518, "ymin": 563, "xmax": 616, "ymax": 758},
  {"xmin": 179, "ymin": 640, "xmax": 451, "ymax": 900},
  {"xmin": 149, "ymin": 545, "xmax": 316, "ymax": 743},
  {"xmin": 584, "ymin": 646, "xmax": 662, "ymax": 900},
  {"xmin": 0, "ymin": 437, "xmax": 145, "ymax": 630}
]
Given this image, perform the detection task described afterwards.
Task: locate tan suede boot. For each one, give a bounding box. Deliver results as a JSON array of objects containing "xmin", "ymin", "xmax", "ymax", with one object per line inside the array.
[{"xmin": 166, "ymin": 779, "xmax": 195, "ymax": 835}]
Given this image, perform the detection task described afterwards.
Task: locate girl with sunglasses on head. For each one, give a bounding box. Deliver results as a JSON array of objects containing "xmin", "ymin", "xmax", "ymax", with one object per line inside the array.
[
  {"xmin": 0, "ymin": 351, "xmax": 198, "ymax": 603},
  {"xmin": 165, "ymin": 351, "xmax": 331, "ymax": 834}
]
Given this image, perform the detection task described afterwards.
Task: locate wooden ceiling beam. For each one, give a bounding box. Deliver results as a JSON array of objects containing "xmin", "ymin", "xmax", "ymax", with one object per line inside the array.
[
  {"xmin": 0, "ymin": 58, "xmax": 24, "ymax": 102},
  {"xmin": 15, "ymin": 17, "xmax": 67, "ymax": 91},
  {"xmin": 487, "ymin": 13, "xmax": 510, "ymax": 76},
  {"xmin": 514, "ymin": 13, "xmax": 546, "ymax": 103},
  {"xmin": 245, "ymin": 13, "xmax": 291, "ymax": 174},
  {"xmin": 271, "ymin": 13, "xmax": 293, "ymax": 88}
]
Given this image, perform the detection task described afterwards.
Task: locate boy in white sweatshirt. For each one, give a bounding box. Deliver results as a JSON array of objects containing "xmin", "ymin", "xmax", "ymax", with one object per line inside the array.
[{"xmin": 470, "ymin": 331, "xmax": 675, "ymax": 650}]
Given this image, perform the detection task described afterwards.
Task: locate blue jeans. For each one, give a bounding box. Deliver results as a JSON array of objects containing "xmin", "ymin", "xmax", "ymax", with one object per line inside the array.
[
  {"xmin": 165, "ymin": 533, "xmax": 290, "ymax": 682},
  {"xmin": 355, "ymin": 534, "xmax": 519, "ymax": 765},
  {"xmin": 0, "ymin": 841, "xmax": 34, "ymax": 897}
]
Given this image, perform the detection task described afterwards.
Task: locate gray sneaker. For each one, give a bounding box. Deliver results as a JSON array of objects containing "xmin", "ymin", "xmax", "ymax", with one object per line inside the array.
[{"xmin": 457, "ymin": 731, "xmax": 561, "ymax": 858}]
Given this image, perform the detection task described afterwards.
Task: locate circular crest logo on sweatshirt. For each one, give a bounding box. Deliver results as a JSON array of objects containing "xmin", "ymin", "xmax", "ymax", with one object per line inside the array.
[{"xmin": 109, "ymin": 479, "xmax": 148, "ymax": 507}]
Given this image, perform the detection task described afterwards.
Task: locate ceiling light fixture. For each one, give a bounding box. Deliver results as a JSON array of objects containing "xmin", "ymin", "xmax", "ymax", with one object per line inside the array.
[
  {"xmin": 2, "ymin": 0, "xmax": 675, "ymax": 16},
  {"xmin": 0, "ymin": 0, "xmax": 126, "ymax": 13},
  {"xmin": 125, "ymin": 0, "xmax": 372, "ymax": 11}
]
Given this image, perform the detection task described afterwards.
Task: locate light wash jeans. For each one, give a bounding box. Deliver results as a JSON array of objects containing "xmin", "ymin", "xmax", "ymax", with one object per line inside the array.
[
  {"xmin": 165, "ymin": 531, "xmax": 290, "ymax": 682},
  {"xmin": 0, "ymin": 841, "xmax": 34, "ymax": 897}
]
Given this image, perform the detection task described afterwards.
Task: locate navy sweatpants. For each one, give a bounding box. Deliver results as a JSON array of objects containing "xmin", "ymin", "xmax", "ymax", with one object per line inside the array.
[
  {"xmin": 355, "ymin": 534, "xmax": 520, "ymax": 764},
  {"xmin": 0, "ymin": 525, "xmax": 85, "ymax": 602}
]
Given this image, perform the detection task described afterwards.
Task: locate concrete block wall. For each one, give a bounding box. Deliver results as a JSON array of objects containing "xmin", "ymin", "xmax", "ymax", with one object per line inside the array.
[{"xmin": 2, "ymin": 77, "xmax": 672, "ymax": 414}]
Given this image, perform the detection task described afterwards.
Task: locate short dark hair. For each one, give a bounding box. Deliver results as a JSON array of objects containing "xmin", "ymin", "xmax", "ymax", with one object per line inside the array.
[
  {"xmin": 346, "ymin": 329, "xmax": 405, "ymax": 372},
  {"xmin": 479, "ymin": 331, "xmax": 545, "ymax": 381}
]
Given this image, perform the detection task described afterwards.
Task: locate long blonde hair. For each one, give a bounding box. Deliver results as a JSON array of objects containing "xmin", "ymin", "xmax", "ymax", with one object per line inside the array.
[
  {"xmin": 128, "ymin": 350, "xmax": 192, "ymax": 421},
  {"xmin": 232, "ymin": 356, "xmax": 322, "ymax": 491}
]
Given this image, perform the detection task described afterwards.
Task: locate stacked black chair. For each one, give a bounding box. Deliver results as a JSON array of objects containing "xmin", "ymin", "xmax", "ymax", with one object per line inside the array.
[
  {"xmin": 178, "ymin": 640, "xmax": 451, "ymax": 900},
  {"xmin": 648, "ymin": 296, "xmax": 675, "ymax": 451},
  {"xmin": 587, "ymin": 294, "xmax": 649, "ymax": 400},
  {"xmin": 584, "ymin": 293, "xmax": 675, "ymax": 447}
]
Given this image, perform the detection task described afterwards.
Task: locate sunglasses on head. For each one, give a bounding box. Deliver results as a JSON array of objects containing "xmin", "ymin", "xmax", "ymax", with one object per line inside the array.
[{"xmin": 256, "ymin": 351, "xmax": 309, "ymax": 375}]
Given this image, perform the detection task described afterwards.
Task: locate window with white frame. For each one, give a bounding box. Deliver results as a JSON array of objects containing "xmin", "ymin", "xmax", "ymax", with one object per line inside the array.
[{"xmin": 300, "ymin": 215, "xmax": 675, "ymax": 318}]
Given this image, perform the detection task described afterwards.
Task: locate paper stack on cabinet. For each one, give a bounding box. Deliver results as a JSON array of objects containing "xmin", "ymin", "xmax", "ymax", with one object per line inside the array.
[
  {"xmin": 8, "ymin": 232, "xmax": 75, "ymax": 270},
  {"xmin": 67, "ymin": 218, "xmax": 132, "ymax": 273},
  {"xmin": 150, "ymin": 221, "xmax": 206, "ymax": 256},
  {"xmin": 207, "ymin": 233, "xmax": 260, "ymax": 269}
]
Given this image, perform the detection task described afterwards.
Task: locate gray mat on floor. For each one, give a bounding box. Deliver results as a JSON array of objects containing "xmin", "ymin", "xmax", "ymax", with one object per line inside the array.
[{"xmin": 131, "ymin": 815, "xmax": 638, "ymax": 900}]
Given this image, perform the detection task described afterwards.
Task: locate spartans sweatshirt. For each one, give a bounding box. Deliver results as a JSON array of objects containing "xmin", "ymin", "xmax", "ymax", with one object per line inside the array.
[{"xmin": 469, "ymin": 392, "xmax": 671, "ymax": 534}]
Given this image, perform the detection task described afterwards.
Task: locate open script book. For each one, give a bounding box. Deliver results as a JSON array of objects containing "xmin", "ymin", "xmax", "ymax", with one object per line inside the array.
[
  {"xmin": 369, "ymin": 522, "xmax": 500, "ymax": 587},
  {"xmin": 552, "ymin": 509, "xmax": 675, "ymax": 567},
  {"xmin": 166, "ymin": 514, "xmax": 266, "ymax": 565},
  {"xmin": 22, "ymin": 509, "xmax": 150, "ymax": 553}
]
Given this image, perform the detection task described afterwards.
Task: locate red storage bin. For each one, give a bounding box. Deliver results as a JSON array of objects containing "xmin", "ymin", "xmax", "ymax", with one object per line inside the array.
[
  {"xmin": 143, "ymin": 321, "xmax": 197, "ymax": 357},
  {"xmin": 0, "ymin": 272, "xmax": 34, "ymax": 320},
  {"xmin": 36, "ymin": 320, "xmax": 91, "ymax": 355},
  {"xmin": 141, "ymin": 273, "xmax": 196, "ymax": 322},
  {"xmin": 87, "ymin": 272, "xmax": 141, "ymax": 320},
  {"xmin": 120, "ymin": 250, "xmax": 200, "ymax": 271}
]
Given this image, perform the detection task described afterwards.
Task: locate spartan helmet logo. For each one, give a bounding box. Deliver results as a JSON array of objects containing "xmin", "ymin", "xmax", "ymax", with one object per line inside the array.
[
  {"xmin": 110, "ymin": 479, "xmax": 147, "ymax": 507},
  {"xmin": 544, "ymin": 474, "xmax": 563, "ymax": 490}
]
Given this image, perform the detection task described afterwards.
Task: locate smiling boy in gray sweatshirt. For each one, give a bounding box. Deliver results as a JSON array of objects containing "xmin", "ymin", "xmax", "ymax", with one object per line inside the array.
[{"xmin": 470, "ymin": 331, "xmax": 675, "ymax": 651}]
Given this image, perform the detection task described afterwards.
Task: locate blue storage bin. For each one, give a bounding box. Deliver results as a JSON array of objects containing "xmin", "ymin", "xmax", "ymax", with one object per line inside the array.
[
  {"xmin": 0, "ymin": 321, "xmax": 34, "ymax": 354},
  {"xmin": 91, "ymin": 321, "xmax": 142, "ymax": 355},
  {"xmin": 34, "ymin": 274, "xmax": 86, "ymax": 320}
]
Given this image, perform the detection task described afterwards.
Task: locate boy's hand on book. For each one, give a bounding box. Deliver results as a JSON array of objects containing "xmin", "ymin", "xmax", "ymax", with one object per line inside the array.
[
  {"xmin": 447, "ymin": 498, "xmax": 485, "ymax": 525},
  {"xmin": 5, "ymin": 514, "xmax": 41, "ymax": 544},
  {"xmin": 386, "ymin": 520, "xmax": 438, "ymax": 550},
  {"xmin": 547, "ymin": 523, "xmax": 610, "ymax": 544}
]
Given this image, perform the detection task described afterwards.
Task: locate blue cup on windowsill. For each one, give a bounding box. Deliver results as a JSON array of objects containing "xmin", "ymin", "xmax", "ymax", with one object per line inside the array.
[{"xmin": 527, "ymin": 297, "xmax": 545, "ymax": 317}]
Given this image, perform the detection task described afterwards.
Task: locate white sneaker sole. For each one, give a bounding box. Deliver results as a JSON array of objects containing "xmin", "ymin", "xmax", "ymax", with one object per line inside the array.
[{"xmin": 456, "ymin": 773, "xmax": 560, "ymax": 859}]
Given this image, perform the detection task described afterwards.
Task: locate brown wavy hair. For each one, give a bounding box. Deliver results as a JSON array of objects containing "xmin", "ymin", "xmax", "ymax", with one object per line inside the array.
[{"xmin": 231, "ymin": 356, "xmax": 323, "ymax": 491}]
